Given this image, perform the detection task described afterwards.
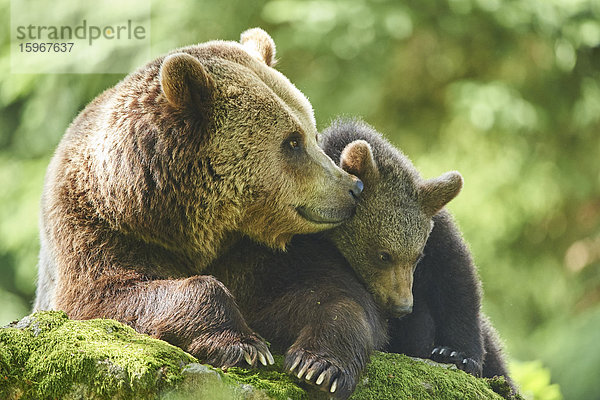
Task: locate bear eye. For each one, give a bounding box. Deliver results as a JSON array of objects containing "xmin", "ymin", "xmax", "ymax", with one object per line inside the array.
[
  {"xmin": 288, "ymin": 138, "xmax": 300, "ymax": 149},
  {"xmin": 283, "ymin": 132, "xmax": 303, "ymax": 153},
  {"xmin": 378, "ymin": 251, "xmax": 392, "ymax": 263}
]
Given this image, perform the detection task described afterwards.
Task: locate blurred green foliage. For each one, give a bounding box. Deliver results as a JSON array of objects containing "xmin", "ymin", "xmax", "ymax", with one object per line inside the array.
[
  {"xmin": 510, "ymin": 360, "xmax": 562, "ymax": 400},
  {"xmin": 1, "ymin": 0, "xmax": 599, "ymax": 399}
]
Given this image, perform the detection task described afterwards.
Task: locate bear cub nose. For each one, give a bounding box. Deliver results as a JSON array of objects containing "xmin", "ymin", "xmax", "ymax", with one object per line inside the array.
[
  {"xmin": 350, "ymin": 178, "xmax": 364, "ymax": 200},
  {"xmin": 392, "ymin": 304, "xmax": 413, "ymax": 318}
]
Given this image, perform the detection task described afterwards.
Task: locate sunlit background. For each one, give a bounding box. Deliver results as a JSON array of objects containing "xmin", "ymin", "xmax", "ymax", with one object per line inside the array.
[{"xmin": 1, "ymin": 1, "xmax": 599, "ymax": 399}]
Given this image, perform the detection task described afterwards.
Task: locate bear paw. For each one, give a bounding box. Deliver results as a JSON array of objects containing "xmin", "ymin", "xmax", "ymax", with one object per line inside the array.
[
  {"xmin": 431, "ymin": 346, "xmax": 482, "ymax": 376},
  {"xmin": 285, "ymin": 349, "xmax": 355, "ymax": 399},
  {"xmin": 188, "ymin": 331, "xmax": 274, "ymax": 369}
]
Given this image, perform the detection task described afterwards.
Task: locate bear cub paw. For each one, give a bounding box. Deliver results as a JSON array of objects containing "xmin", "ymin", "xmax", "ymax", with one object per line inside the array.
[
  {"xmin": 285, "ymin": 349, "xmax": 356, "ymax": 399},
  {"xmin": 188, "ymin": 331, "xmax": 274, "ymax": 369},
  {"xmin": 431, "ymin": 346, "xmax": 482, "ymax": 376}
]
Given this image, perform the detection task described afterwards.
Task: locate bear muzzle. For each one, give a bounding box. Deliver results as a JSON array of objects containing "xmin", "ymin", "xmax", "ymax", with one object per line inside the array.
[
  {"xmin": 390, "ymin": 303, "xmax": 413, "ymax": 318},
  {"xmin": 295, "ymin": 177, "xmax": 363, "ymax": 225},
  {"xmin": 372, "ymin": 270, "xmax": 414, "ymax": 318},
  {"xmin": 295, "ymin": 204, "xmax": 356, "ymax": 225}
]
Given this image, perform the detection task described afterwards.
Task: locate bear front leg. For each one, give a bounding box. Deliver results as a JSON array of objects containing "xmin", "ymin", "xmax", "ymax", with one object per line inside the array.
[
  {"xmin": 425, "ymin": 272, "xmax": 484, "ymax": 377},
  {"xmin": 417, "ymin": 211, "xmax": 485, "ymax": 376},
  {"xmin": 62, "ymin": 275, "xmax": 273, "ymax": 368},
  {"xmin": 425, "ymin": 261, "xmax": 484, "ymax": 377},
  {"xmin": 137, "ymin": 276, "xmax": 274, "ymax": 368},
  {"xmin": 282, "ymin": 299, "xmax": 384, "ymax": 400}
]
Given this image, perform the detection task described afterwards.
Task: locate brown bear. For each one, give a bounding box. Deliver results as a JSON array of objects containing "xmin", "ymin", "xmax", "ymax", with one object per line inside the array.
[
  {"xmin": 33, "ymin": 29, "xmax": 363, "ymax": 368},
  {"xmin": 208, "ymin": 119, "xmax": 513, "ymax": 398}
]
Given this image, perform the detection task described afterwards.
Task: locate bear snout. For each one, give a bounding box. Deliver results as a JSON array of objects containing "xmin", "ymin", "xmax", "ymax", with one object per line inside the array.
[
  {"xmin": 295, "ymin": 175, "xmax": 362, "ymax": 226},
  {"xmin": 295, "ymin": 204, "xmax": 355, "ymax": 225},
  {"xmin": 390, "ymin": 303, "xmax": 413, "ymax": 318}
]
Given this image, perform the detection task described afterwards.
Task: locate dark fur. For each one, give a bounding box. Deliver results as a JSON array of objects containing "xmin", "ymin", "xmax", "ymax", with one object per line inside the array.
[
  {"xmin": 207, "ymin": 235, "xmax": 388, "ymax": 400},
  {"xmin": 209, "ymin": 119, "xmax": 513, "ymax": 398},
  {"xmin": 386, "ymin": 211, "xmax": 511, "ymax": 382},
  {"xmin": 323, "ymin": 119, "xmax": 514, "ymax": 388}
]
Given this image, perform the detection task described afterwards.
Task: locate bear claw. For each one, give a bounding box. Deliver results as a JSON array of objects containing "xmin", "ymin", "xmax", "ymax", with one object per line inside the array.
[
  {"xmin": 330, "ymin": 378, "xmax": 338, "ymax": 393},
  {"xmin": 284, "ymin": 350, "xmax": 354, "ymax": 399},
  {"xmin": 190, "ymin": 332, "xmax": 272, "ymax": 368},
  {"xmin": 258, "ymin": 351, "xmax": 267, "ymax": 366},
  {"xmin": 431, "ymin": 346, "xmax": 481, "ymax": 376},
  {"xmin": 244, "ymin": 351, "xmax": 253, "ymax": 366},
  {"xmin": 297, "ymin": 362, "xmax": 309, "ymax": 379},
  {"xmin": 289, "ymin": 355, "xmax": 302, "ymax": 372},
  {"xmin": 316, "ymin": 370, "xmax": 326, "ymax": 385},
  {"xmin": 257, "ymin": 348, "xmax": 274, "ymax": 366}
]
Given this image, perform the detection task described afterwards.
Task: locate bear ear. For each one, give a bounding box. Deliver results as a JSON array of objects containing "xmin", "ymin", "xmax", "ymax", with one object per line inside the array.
[
  {"xmin": 160, "ymin": 53, "xmax": 215, "ymax": 109},
  {"xmin": 419, "ymin": 171, "xmax": 463, "ymax": 216},
  {"xmin": 240, "ymin": 28, "xmax": 277, "ymax": 67},
  {"xmin": 340, "ymin": 140, "xmax": 379, "ymax": 182}
]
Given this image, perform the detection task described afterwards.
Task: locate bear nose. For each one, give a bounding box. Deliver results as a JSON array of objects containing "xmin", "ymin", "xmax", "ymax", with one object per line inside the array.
[{"xmin": 350, "ymin": 178, "xmax": 364, "ymax": 200}]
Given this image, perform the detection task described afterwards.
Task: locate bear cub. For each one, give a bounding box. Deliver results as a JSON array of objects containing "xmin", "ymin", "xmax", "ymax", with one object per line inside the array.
[
  {"xmin": 321, "ymin": 120, "xmax": 513, "ymax": 387},
  {"xmin": 210, "ymin": 119, "xmax": 513, "ymax": 398}
]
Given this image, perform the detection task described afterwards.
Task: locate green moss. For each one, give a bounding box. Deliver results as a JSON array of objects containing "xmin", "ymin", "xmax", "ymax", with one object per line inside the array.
[
  {"xmin": 161, "ymin": 364, "xmax": 244, "ymax": 400},
  {"xmin": 0, "ymin": 311, "xmax": 196, "ymax": 400},
  {"xmin": 350, "ymin": 352, "xmax": 513, "ymax": 400},
  {"xmin": 1, "ymin": 313, "xmax": 521, "ymax": 400},
  {"xmin": 214, "ymin": 352, "xmax": 518, "ymax": 400},
  {"xmin": 222, "ymin": 355, "xmax": 313, "ymax": 400},
  {"xmin": 487, "ymin": 376, "xmax": 523, "ymax": 400}
]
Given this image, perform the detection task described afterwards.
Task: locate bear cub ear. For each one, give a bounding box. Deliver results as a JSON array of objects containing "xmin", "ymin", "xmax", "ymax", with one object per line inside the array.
[
  {"xmin": 340, "ymin": 140, "xmax": 379, "ymax": 182},
  {"xmin": 240, "ymin": 28, "xmax": 277, "ymax": 67},
  {"xmin": 160, "ymin": 53, "xmax": 215, "ymax": 109},
  {"xmin": 419, "ymin": 171, "xmax": 463, "ymax": 216}
]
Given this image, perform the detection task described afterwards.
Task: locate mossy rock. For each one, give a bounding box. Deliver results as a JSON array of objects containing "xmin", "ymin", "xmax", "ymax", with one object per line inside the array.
[
  {"xmin": 0, "ymin": 312, "xmax": 518, "ymax": 399},
  {"xmin": 0, "ymin": 311, "xmax": 195, "ymax": 399}
]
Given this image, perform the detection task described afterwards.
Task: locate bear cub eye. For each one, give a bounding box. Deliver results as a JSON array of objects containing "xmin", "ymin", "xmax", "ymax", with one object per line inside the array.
[{"xmin": 378, "ymin": 251, "xmax": 392, "ymax": 264}]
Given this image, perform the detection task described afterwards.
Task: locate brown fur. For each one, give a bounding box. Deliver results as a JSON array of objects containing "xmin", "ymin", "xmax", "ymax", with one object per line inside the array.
[
  {"xmin": 240, "ymin": 28, "xmax": 277, "ymax": 67},
  {"xmin": 34, "ymin": 29, "xmax": 362, "ymax": 367}
]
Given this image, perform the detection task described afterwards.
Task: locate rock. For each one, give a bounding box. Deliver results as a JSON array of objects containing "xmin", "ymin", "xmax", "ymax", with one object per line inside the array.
[{"xmin": 0, "ymin": 312, "xmax": 519, "ymax": 399}]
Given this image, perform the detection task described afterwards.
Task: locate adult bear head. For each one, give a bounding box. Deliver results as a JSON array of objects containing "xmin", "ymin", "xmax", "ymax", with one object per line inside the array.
[{"xmin": 80, "ymin": 28, "xmax": 362, "ymax": 262}]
